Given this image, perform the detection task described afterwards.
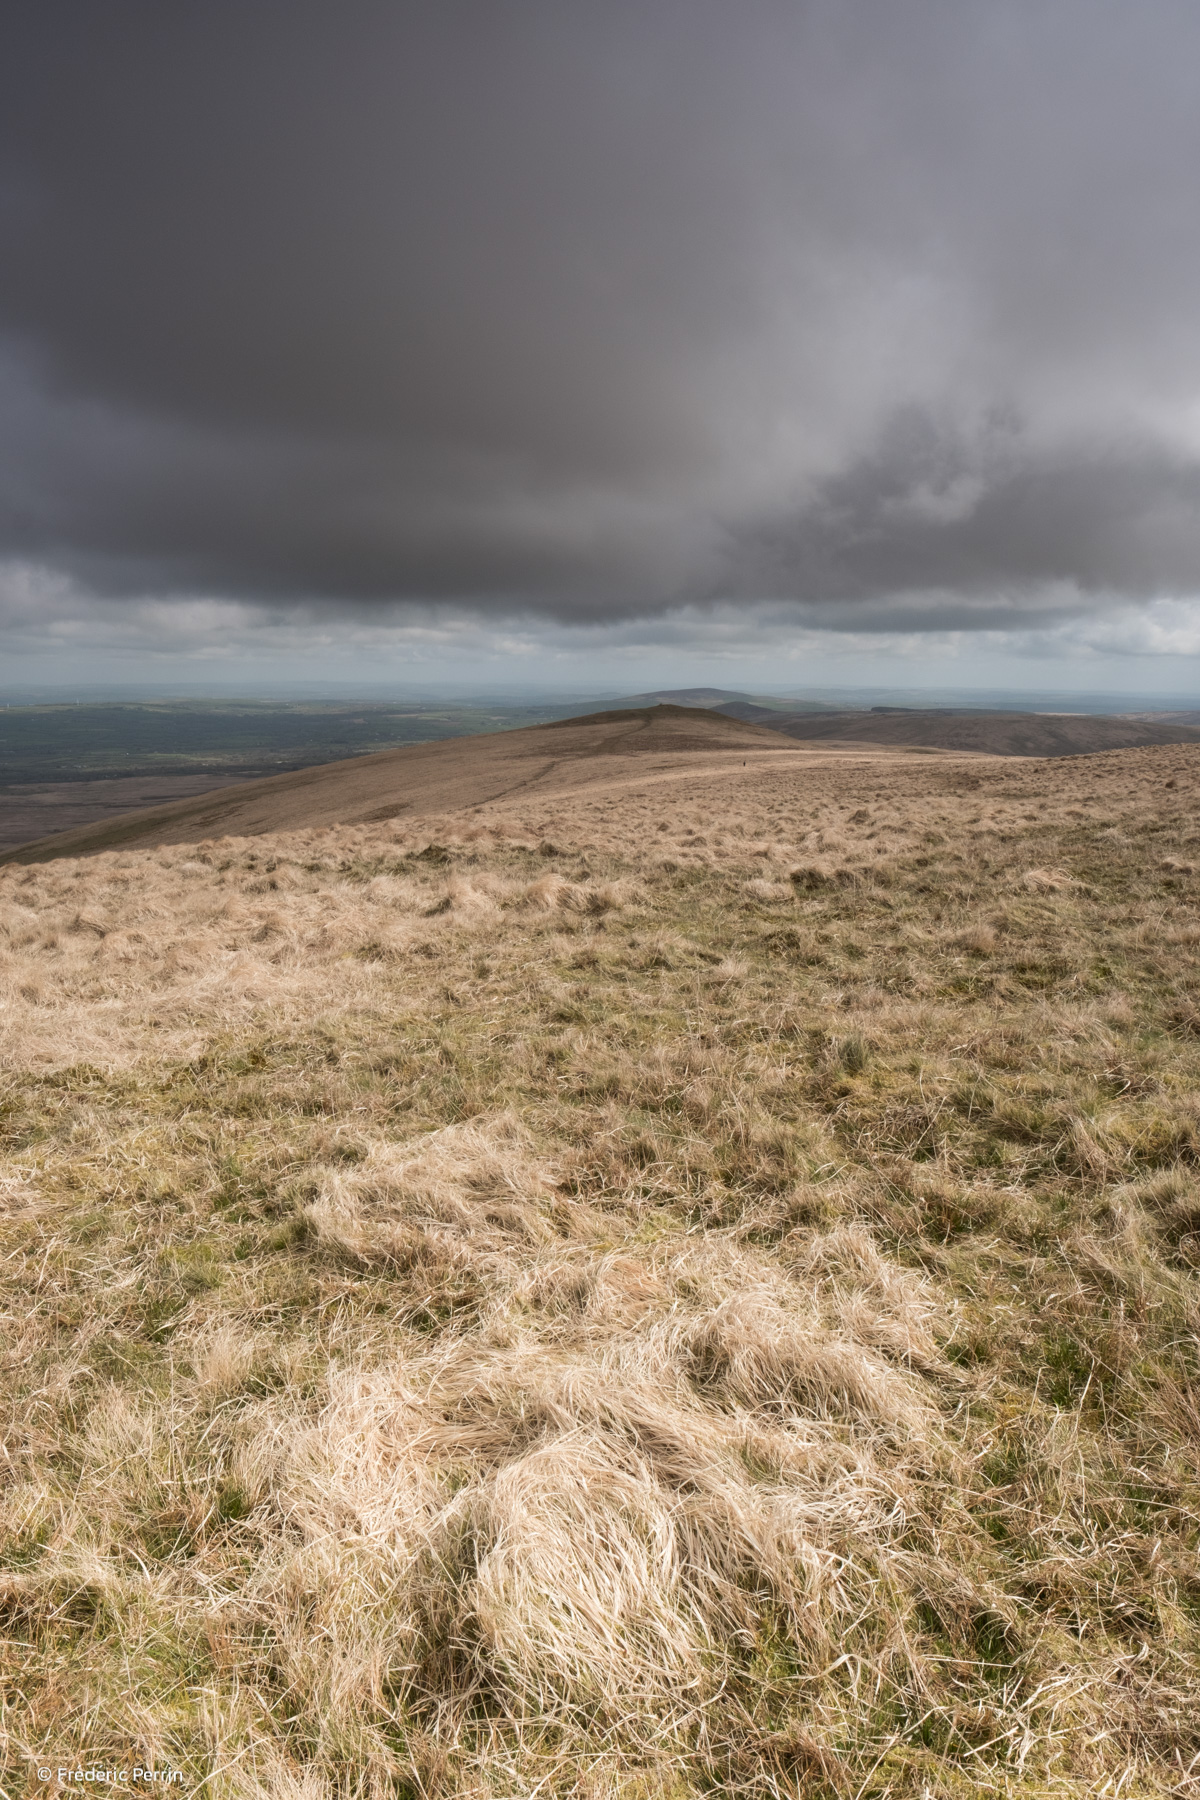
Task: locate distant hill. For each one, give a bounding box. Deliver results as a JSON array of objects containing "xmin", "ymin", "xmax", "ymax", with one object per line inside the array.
[
  {"xmin": 609, "ymin": 687, "xmax": 840, "ymax": 713},
  {"xmin": 604, "ymin": 687, "xmax": 759, "ymax": 709},
  {"xmin": 715, "ymin": 702, "xmax": 1200, "ymax": 757}
]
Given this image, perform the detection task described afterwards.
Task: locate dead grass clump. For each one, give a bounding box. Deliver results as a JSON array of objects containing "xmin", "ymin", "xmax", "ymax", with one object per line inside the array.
[
  {"xmin": 738, "ymin": 1180, "xmax": 847, "ymax": 1239},
  {"xmin": 412, "ymin": 1435, "xmax": 728, "ymax": 1728},
  {"xmin": 1113, "ymin": 1166, "xmax": 1200, "ymax": 1263},
  {"xmin": 789, "ymin": 1225, "xmax": 945, "ymax": 1373},
  {"xmin": 745, "ymin": 876, "xmax": 793, "ymax": 902},
  {"xmin": 674, "ymin": 1280, "xmax": 926, "ymax": 1429},
  {"xmin": 238, "ymin": 1282, "xmax": 955, "ymax": 1778},
  {"xmin": 1022, "ymin": 866, "xmax": 1078, "ymax": 892},
  {"xmin": 443, "ymin": 874, "xmax": 498, "ymax": 917},
  {"xmin": 277, "ymin": 1359, "xmax": 846, "ymax": 1767},
  {"xmin": 305, "ymin": 1117, "xmax": 563, "ymax": 1297},
  {"xmin": 705, "ymin": 956, "xmax": 749, "ymax": 987},
  {"xmin": 789, "ymin": 862, "xmax": 835, "ymax": 890},
  {"xmin": 524, "ymin": 874, "xmax": 631, "ymax": 915}
]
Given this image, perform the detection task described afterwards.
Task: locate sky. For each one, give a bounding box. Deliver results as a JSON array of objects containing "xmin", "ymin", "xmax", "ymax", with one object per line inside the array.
[{"xmin": 4, "ymin": 0, "xmax": 1200, "ymax": 696}]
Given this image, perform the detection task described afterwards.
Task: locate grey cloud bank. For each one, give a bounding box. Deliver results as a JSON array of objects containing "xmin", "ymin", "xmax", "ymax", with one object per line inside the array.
[{"xmin": 4, "ymin": 0, "xmax": 1200, "ymax": 683}]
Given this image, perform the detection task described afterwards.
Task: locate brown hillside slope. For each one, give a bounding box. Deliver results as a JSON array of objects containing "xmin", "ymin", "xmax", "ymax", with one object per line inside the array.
[
  {"xmin": 718, "ymin": 701, "xmax": 1200, "ymax": 756},
  {"xmin": 0, "ymin": 704, "xmax": 891, "ymax": 865},
  {"xmin": 4, "ymin": 740, "xmax": 1200, "ymax": 1792}
]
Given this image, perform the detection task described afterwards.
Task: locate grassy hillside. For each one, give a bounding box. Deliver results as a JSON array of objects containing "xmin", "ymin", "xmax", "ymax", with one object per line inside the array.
[
  {"xmin": 0, "ymin": 699, "xmax": 597, "ymax": 785},
  {"xmin": 0, "ymin": 705, "xmax": 803, "ymax": 864},
  {"xmin": 717, "ymin": 703, "xmax": 1200, "ymax": 758},
  {"xmin": 0, "ymin": 700, "xmax": 606, "ymax": 859},
  {"xmin": 2, "ymin": 742, "xmax": 1199, "ymax": 1795}
]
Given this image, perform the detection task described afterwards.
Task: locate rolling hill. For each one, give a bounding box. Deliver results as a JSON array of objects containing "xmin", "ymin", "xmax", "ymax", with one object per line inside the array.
[
  {"xmin": 0, "ymin": 704, "xmax": 839, "ymax": 864},
  {"xmin": 717, "ymin": 700, "xmax": 1200, "ymax": 756},
  {"xmin": 9, "ymin": 697, "xmax": 1200, "ymax": 864}
]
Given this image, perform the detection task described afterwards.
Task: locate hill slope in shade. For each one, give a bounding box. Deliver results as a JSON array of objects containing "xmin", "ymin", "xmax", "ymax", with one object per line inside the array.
[
  {"xmin": 3, "ymin": 739, "xmax": 1200, "ymax": 1792},
  {"xmin": 718, "ymin": 701, "xmax": 1200, "ymax": 755},
  {"xmin": 0, "ymin": 704, "xmax": 856, "ymax": 864},
  {"xmin": 0, "ymin": 696, "xmax": 653, "ymax": 857},
  {"xmin": 0, "ymin": 774, "xmax": 260, "ymax": 859}
]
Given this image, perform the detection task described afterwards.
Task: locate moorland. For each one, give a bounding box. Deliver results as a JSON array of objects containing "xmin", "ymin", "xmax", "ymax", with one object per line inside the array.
[
  {"xmin": 717, "ymin": 704, "xmax": 1200, "ymax": 759},
  {"xmin": 7, "ymin": 691, "xmax": 1200, "ymax": 860},
  {"xmin": 0, "ymin": 698, "xmax": 593, "ymax": 856},
  {"xmin": 2, "ymin": 705, "xmax": 1199, "ymax": 1797}
]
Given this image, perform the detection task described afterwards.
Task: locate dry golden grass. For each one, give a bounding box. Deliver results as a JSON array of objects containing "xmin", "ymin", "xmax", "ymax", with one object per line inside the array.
[{"xmin": 3, "ymin": 740, "xmax": 1200, "ymax": 1795}]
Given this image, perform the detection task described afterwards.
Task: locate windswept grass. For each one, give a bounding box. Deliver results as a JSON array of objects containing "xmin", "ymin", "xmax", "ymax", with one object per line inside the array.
[{"xmin": 3, "ymin": 744, "xmax": 1200, "ymax": 1795}]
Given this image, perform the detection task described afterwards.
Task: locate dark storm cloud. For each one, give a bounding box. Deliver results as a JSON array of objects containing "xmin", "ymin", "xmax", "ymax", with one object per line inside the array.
[
  {"xmin": 723, "ymin": 415, "xmax": 1200, "ymax": 626},
  {"xmin": 4, "ymin": 0, "xmax": 1200, "ymax": 624}
]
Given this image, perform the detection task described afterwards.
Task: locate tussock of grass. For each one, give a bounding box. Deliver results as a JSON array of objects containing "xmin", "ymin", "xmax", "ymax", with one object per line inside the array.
[{"xmin": 3, "ymin": 745, "xmax": 1200, "ymax": 1793}]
